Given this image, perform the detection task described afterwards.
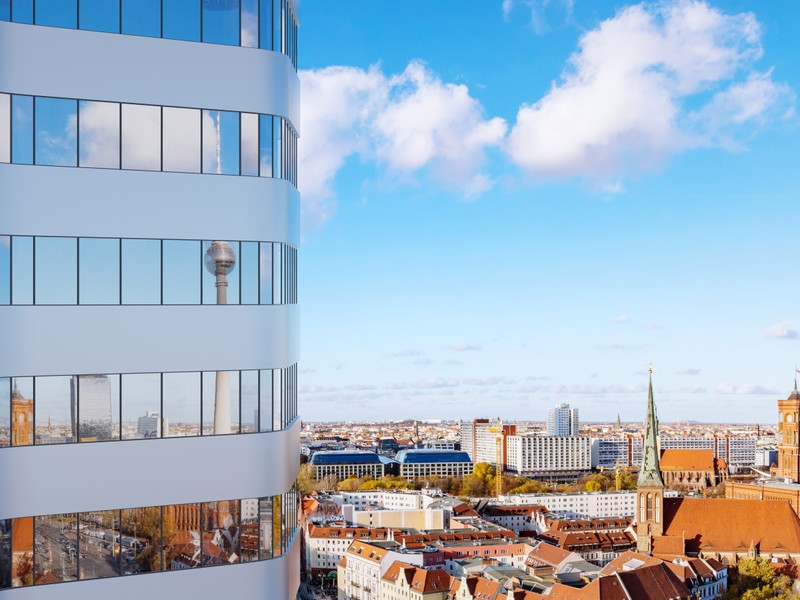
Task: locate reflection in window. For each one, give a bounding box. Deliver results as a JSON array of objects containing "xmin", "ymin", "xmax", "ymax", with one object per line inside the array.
[
  {"xmin": 203, "ymin": 111, "xmax": 240, "ymax": 175},
  {"xmin": 258, "ymin": 497, "xmax": 272, "ymax": 560},
  {"xmin": 121, "ymin": 507, "xmax": 162, "ymax": 574},
  {"xmin": 34, "ymin": 514, "xmax": 77, "ymax": 583},
  {"xmin": 122, "ymin": 374, "xmax": 161, "ymax": 440},
  {"xmin": 201, "ymin": 501, "xmax": 240, "ymax": 566},
  {"xmin": 259, "ymin": 242, "xmax": 273, "ymax": 304},
  {"xmin": 0, "ymin": 519, "xmax": 10, "ymax": 589},
  {"xmin": 121, "ymin": 239, "xmax": 160, "ymax": 304},
  {"xmin": 35, "ymin": 237, "xmax": 77, "ymax": 304},
  {"xmin": 0, "ymin": 379, "xmax": 8, "ymax": 448},
  {"xmin": 0, "ymin": 0, "xmax": 8, "ymax": 21},
  {"xmin": 11, "ymin": 95, "xmax": 33, "ymax": 165},
  {"xmin": 240, "ymin": 499, "xmax": 259, "ymax": 562},
  {"xmin": 79, "ymin": 238, "xmax": 120, "ymax": 304},
  {"xmin": 273, "ymin": 116, "xmax": 282, "ymax": 179},
  {"xmin": 163, "ymin": 0, "xmax": 200, "ymax": 41},
  {"xmin": 36, "ymin": 0, "xmax": 77, "ymax": 28},
  {"xmin": 11, "ymin": 237, "xmax": 32, "ymax": 305},
  {"xmin": 241, "ymin": 371, "xmax": 258, "ymax": 433},
  {"xmin": 79, "ymin": 0, "xmax": 119, "ymax": 33},
  {"xmin": 240, "ymin": 242, "xmax": 258, "ymax": 304},
  {"xmin": 272, "ymin": 368, "xmax": 282, "ymax": 431},
  {"xmin": 202, "ymin": 371, "xmax": 239, "ymax": 435},
  {"xmin": 163, "ymin": 240, "xmax": 200, "ymax": 304},
  {"xmin": 0, "ymin": 94, "xmax": 9, "ymax": 163},
  {"xmin": 11, "ymin": 517, "xmax": 33, "ymax": 587},
  {"xmin": 121, "ymin": 0, "xmax": 160, "ymax": 38},
  {"xmin": 11, "ymin": 377, "xmax": 33, "ymax": 447},
  {"xmin": 202, "ymin": 0, "xmax": 240, "ymax": 46},
  {"xmin": 241, "ymin": 0, "xmax": 258, "ymax": 48},
  {"xmin": 258, "ymin": 115, "xmax": 272, "ymax": 177},
  {"xmin": 164, "ymin": 504, "xmax": 200, "ymax": 570},
  {"xmin": 34, "ymin": 98, "xmax": 77, "ymax": 167},
  {"xmin": 122, "ymin": 104, "xmax": 161, "ymax": 171},
  {"xmin": 0, "ymin": 236, "xmax": 9, "ymax": 305},
  {"xmin": 162, "ymin": 372, "xmax": 200, "ymax": 438},
  {"xmin": 77, "ymin": 375, "xmax": 118, "ymax": 442},
  {"xmin": 34, "ymin": 376, "xmax": 73, "ymax": 445},
  {"xmin": 240, "ymin": 113, "xmax": 259, "ymax": 176},
  {"xmin": 203, "ymin": 240, "xmax": 239, "ymax": 305},
  {"xmin": 79, "ymin": 511, "xmax": 120, "ymax": 580},
  {"xmin": 10, "ymin": 0, "xmax": 32, "ymax": 23},
  {"xmin": 163, "ymin": 108, "xmax": 200, "ymax": 173},
  {"xmin": 273, "ymin": 242, "xmax": 283, "ymax": 305},
  {"xmin": 259, "ymin": 370, "xmax": 272, "ymax": 433},
  {"xmin": 79, "ymin": 101, "xmax": 120, "ymax": 169}
]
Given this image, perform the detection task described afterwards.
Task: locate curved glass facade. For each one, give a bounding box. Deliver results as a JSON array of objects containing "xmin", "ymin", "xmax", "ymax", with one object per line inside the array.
[
  {"xmin": 0, "ymin": 487, "xmax": 298, "ymax": 589},
  {"xmin": 0, "ymin": 93, "xmax": 298, "ymax": 187},
  {"xmin": 0, "ymin": 0, "xmax": 298, "ymax": 69},
  {"xmin": 0, "ymin": 236, "xmax": 297, "ymax": 306}
]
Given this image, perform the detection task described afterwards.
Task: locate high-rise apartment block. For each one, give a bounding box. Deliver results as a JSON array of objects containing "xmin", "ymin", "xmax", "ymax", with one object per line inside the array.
[
  {"xmin": 547, "ymin": 403, "xmax": 579, "ymax": 436},
  {"xmin": 1, "ymin": 1, "xmax": 300, "ymax": 596},
  {"xmin": 459, "ymin": 418, "xmax": 516, "ymax": 469}
]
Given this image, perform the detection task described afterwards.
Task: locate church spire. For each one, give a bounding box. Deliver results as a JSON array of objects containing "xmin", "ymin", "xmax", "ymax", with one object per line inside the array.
[{"xmin": 638, "ymin": 366, "xmax": 664, "ymax": 488}]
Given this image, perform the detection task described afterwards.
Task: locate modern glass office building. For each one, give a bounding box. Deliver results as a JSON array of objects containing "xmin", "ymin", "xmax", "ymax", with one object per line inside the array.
[{"xmin": 0, "ymin": 1, "xmax": 300, "ymax": 597}]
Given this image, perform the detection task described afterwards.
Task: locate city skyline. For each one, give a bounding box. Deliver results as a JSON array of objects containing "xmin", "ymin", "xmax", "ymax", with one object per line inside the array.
[{"xmin": 297, "ymin": 0, "xmax": 800, "ymax": 423}]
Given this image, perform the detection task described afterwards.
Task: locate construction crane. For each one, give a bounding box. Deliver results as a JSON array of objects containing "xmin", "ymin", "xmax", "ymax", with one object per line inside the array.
[{"xmin": 487, "ymin": 418, "xmax": 504, "ymax": 498}]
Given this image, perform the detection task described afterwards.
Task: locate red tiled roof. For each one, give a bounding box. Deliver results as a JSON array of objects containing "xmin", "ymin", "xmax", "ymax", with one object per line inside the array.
[{"xmin": 659, "ymin": 449, "xmax": 715, "ymax": 472}]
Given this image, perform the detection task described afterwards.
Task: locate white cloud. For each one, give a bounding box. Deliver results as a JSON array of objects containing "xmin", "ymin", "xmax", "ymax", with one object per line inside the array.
[
  {"xmin": 714, "ymin": 383, "xmax": 779, "ymax": 395},
  {"xmin": 503, "ymin": 0, "xmax": 574, "ymax": 34},
  {"xmin": 613, "ymin": 315, "xmax": 632, "ymax": 324},
  {"xmin": 506, "ymin": 1, "xmax": 793, "ymax": 181},
  {"xmin": 448, "ymin": 343, "xmax": 482, "ymax": 352},
  {"xmin": 676, "ymin": 368, "xmax": 701, "ymax": 376},
  {"xmin": 299, "ymin": 62, "xmax": 506, "ymax": 230},
  {"xmin": 390, "ymin": 348, "xmax": 423, "ymax": 357},
  {"xmin": 765, "ymin": 321, "xmax": 799, "ymax": 340}
]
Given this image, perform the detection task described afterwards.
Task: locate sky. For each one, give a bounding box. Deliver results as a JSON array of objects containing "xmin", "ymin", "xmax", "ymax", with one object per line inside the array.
[{"xmin": 295, "ymin": 0, "xmax": 800, "ymax": 424}]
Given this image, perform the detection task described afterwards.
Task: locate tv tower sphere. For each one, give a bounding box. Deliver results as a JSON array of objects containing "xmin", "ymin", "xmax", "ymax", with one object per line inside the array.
[{"xmin": 204, "ymin": 241, "xmax": 236, "ymax": 275}]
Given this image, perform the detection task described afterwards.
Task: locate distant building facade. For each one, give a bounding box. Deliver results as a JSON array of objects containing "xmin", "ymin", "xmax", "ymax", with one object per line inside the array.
[
  {"xmin": 506, "ymin": 434, "xmax": 591, "ymax": 477},
  {"xmin": 395, "ymin": 449, "xmax": 474, "ymax": 481},
  {"xmin": 310, "ymin": 450, "xmax": 386, "ymax": 480},
  {"xmin": 547, "ymin": 403, "xmax": 579, "ymax": 436}
]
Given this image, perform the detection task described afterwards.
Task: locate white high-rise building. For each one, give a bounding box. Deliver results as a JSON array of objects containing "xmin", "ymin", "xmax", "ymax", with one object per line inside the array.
[
  {"xmin": 0, "ymin": 1, "xmax": 300, "ymax": 596},
  {"xmin": 547, "ymin": 403, "xmax": 579, "ymax": 436}
]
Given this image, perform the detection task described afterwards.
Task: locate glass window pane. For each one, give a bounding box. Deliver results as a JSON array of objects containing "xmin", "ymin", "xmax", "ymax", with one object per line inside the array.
[
  {"xmin": 0, "ymin": 93, "xmax": 9, "ymax": 163},
  {"xmin": 273, "ymin": 116, "xmax": 282, "ymax": 178},
  {"xmin": 163, "ymin": 0, "xmax": 200, "ymax": 41},
  {"xmin": 259, "ymin": 370, "xmax": 271, "ymax": 432},
  {"xmin": 0, "ymin": 519, "xmax": 10, "ymax": 589},
  {"xmin": 203, "ymin": 111, "xmax": 240, "ymax": 174},
  {"xmin": 202, "ymin": 371, "xmax": 239, "ymax": 435},
  {"xmin": 241, "ymin": 370, "xmax": 258, "ymax": 433},
  {"xmin": 79, "ymin": 101, "xmax": 120, "ymax": 169},
  {"xmin": 11, "ymin": 378, "xmax": 33, "ymax": 447},
  {"xmin": 163, "ymin": 108, "xmax": 200, "ymax": 173},
  {"xmin": 34, "ymin": 376, "xmax": 74, "ymax": 445},
  {"xmin": 122, "ymin": 239, "xmax": 160, "ymax": 304},
  {"xmin": 240, "ymin": 499, "xmax": 259, "ymax": 563},
  {"xmin": 272, "ymin": 368, "xmax": 282, "ymax": 431},
  {"xmin": 79, "ymin": 511, "xmax": 120, "ymax": 580},
  {"xmin": 240, "ymin": 112, "xmax": 258, "ymax": 176},
  {"xmin": 34, "ymin": 97, "xmax": 77, "ymax": 166},
  {"xmin": 273, "ymin": 0, "xmax": 281, "ymax": 52},
  {"xmin": 241, "ymin": 0, "xmax": 257, "ymax": 47},
  {"xmin": 273, "ymin": 242, "xmax": 282, "ymax": 304},
  {"xmin": 121, "ymin": 0, "xmax": 160, "ymax": 37},
  {"xmin": 0, "ymin": 236, "xmax": 9, "ymax": 305},
  {"xmin": 0, "ymin": 0, "xmax": 8, "ymax": 21},
  {"xmin": 258, "ymin": 114, "xmax": 272, "ymax": 177},
  {"xmin": 122, "ymin": 104, "xmax": 161, "ymax": 171},
  {"xmin": 258, "ymin": 497, "xmax": 272, "ymax": 559},
  {"xmin": 202, "ymin": 0, "xmax": 240, "ymax": 45},
  {"xmin": 77, "ymin": 375, "xmax": 118, "ymax": 442},
  {"xmin": 11, "ymin": 517, "xmax": 33, "ymax": 587},
  {"xmin": 163, "ymin": 504, "xmax": 200, "ymax": 570},
  {"xmin": 240, "ymin": 242, "xmax": 258, "ymax": 304},
  {"xmin": 258, "ymin": 0, "xmax": 272, "ymax": 49},
  {"xmin": 35, "ymin": 514, "xmax": 78, "ymax": 582},
  {"xmin": 79, "ymin": 238, "xmax": 120, "ymax": 305},
  {"xmin": 201, "ymin": 501, "xmax": 239, "ymax": 566},
  {"xmin": 11, "ymin": 236, "xmax": 33, "ymax": 305},
  {"xmin": 259, "ymin": 242, "xmax": 272, "ymax": 304},
  {"xmin": 11, "ymin": 0, "xmax": 32, "ymax": 23},
  {"xmin": 35, "ymin": 237, "xmax": 77, "ymax": 304},
  {"xmin": 36, "ymin": 0, "xmax": 77, "ymax": 28},
  {"xmin": 121, "ymin": 507, "xmax": 162, "ymax": 574},
  {"xmin": 122, "ymin": 373, "xmax": 161, "ymax": 440},
  {"xmin": 0, "ymin": 378, "xmax": 9, "ymax": 448},
  {"xmin": 202, "ymin": 241, "xmax": 239, "ymax": 304},
  {"xmin": 163, "ymin": 372, "xmax": 200, "ymax": 438},
  {"xmin": 11, "ymin": 95, "xmax": 33, "ymax": 165},
  {"xmin": 163, "ymin": 240, "xmax": 200, "ymax": 304},
  {"xmin": 79, "ymin": 0, "xmax": 120, "ymax": 32}
]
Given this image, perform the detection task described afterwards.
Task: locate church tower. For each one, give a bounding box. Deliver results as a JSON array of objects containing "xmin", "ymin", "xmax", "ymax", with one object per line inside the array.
[
  {"xmin": 777, "ymin": 376, "xmax": 800, "ymax": 482},
  {"xmin": 636, "ymin": 368, "xmax": 665, "ymax": 554}
]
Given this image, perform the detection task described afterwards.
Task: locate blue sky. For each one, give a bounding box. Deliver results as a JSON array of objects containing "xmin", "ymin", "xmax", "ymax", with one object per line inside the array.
[{"xmin": 296, "ymin": 0, "xmax": 799, "ymax": 423}]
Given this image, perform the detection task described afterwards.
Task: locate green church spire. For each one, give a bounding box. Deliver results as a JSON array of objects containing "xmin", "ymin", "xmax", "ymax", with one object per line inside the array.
[{"xmin": 638, "ymin": 367, "xmax": 664, "ymax": 488}]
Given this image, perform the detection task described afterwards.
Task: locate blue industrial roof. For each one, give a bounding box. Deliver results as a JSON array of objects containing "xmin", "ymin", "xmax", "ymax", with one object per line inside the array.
[
  {"xmin": 310, "ymin": 450, "xmax": 382, "ymax": 465},
  {"xmin": 378, "ymin": 455, "xmax": 399, "ymax": 465},
  {"xmin": 395, "ymin": 449, "xmax": 472, "ymax": 464}
]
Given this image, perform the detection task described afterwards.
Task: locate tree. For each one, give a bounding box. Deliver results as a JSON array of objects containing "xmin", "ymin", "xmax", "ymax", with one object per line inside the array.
[
  {"xmin": 723, "ymin": 557, "xmax": 800, "ymax": 599},
  {"xmin": 585, "ymin": 481, "xmax": 602, "ymax": 492},
  {"xmin": 297, "ymin": 463, "xmax": 316, "ymax": 496}
]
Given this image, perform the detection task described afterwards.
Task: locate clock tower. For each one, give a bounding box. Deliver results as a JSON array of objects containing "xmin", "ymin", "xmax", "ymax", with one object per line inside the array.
[{"xmin": 777, "ymin": 377, "xmax": 800, "ymax": 483}]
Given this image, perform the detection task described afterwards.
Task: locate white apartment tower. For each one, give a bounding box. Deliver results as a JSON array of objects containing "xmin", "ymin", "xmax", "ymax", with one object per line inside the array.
[
  {"xmin": 1, "ymin": 1, "xmax": 300, "ymax": 597},
  {"xmin": 547, "ymin": 403, "xmax": 579, "ymax": 436}
]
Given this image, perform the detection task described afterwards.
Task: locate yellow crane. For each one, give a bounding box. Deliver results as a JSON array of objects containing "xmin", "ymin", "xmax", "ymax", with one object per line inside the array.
[{"xmin": 487, "ymin": 418, "xmax": 504, "ymax": 498}]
